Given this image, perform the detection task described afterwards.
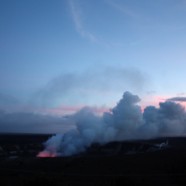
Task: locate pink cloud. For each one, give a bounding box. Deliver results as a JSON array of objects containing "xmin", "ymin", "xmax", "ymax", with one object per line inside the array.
[
  {"xmin": 141, "ymin": 95, "xmax": 169, "ymax": 112},
  {"xmin": 141, "ymin": 94, "xmax": 186, "ymax": 112},
  {"xmin": 40, "ymin": 105, "xmax": 110, "ymax": 116}
]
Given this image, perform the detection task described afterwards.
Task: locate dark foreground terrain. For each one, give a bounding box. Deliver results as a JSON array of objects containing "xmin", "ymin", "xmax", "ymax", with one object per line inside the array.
[{"xmin": 0, "ymin": 134, "xmax": 186, "ymax": 185}]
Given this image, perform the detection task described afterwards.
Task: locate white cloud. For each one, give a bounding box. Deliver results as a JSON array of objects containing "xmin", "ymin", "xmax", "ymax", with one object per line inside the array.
[
  {"xmin": 105, "ymin": 0, "xmax": 139, "ymax": 19},
  {"xmin": 68, "ymin": 0, "xmax": 98, "ymax": 43}
]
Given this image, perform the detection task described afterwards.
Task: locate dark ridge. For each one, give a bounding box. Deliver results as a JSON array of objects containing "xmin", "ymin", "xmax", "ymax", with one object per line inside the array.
[
  {"xmin": 0, "ymin": 133, "xmax": 52, "ymax": 158},
  {"xmin": 0, "ymin": 133, "xmax": 52, "ymax": 145},
  {"xmin": 1, "ymin": 136, "xmax": 186, "ymax": 185}
]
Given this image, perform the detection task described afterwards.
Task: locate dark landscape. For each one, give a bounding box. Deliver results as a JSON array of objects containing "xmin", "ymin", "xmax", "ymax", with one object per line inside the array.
[{"xmin": 0, "ymin": 134, "xmax": 186, "ymax": 185}]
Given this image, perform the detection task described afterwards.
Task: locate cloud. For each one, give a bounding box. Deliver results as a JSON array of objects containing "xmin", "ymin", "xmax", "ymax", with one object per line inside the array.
[
  {"xmin": 167, "ymin": 97, "xmax": 186, "ymax": 102},
  {"xmin": 32, "ymin": 66, "xmax": 148, "ymax": 108},
  {"xmin": 40, "ymin": 91, "xmax": 186, "ymax": 156},
  {"xmin": 1, "ymin": 91, "xmax": 186, "ymax": 155},
  {"xmin": 39, "ymin": 105, "xmax": 109, "ymax": 116},
  {"xmin": 0, "ymin": 111, "xmax": 75, "ymax": 134},
  {"xmin": 0, "ymin": 105, "xmax": 108, "ymax": 134},
  {"xmin": 68, "ymin": 0, "xmax": 98, "ymax": 43},
  {"xmin": 105, "ymin": 0, "xmax": 139, "ymax": 19}
]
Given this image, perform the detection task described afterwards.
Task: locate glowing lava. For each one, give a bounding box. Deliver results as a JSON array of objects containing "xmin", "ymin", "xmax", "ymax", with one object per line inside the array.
[{"xmin": 37, "ymin": 150, "xmax": 57, "ymax": 158}]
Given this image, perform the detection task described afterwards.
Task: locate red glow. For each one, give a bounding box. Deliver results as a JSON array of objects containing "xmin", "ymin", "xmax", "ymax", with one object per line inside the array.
[{"xmin": 37, "ymin": 150, "xmax": 57, "ymax": 158}]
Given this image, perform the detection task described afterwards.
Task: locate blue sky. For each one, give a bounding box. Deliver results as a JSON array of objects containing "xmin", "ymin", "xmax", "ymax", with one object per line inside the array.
[{"xmin": 1, "ymin": 0, "xmax": 186, "ymax": 115}]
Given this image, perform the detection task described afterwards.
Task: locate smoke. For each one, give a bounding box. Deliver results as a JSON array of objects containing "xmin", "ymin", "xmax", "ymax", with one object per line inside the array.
[
  {"xmin": 39, "ymin": 91, "xmax": 186, "ymax": 157},
  {"xmin": 32, "ymin": 66, "xmax": 147, "ymax": 107},
  {"xmin": 167, "ymin": 96, "xmax": 186, "ymax": 102}
]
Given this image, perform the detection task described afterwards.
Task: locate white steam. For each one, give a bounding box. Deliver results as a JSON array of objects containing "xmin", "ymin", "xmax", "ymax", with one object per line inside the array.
[{"xmin": 41, "ymin": 91, "xmax": 186, "ymax": 156}]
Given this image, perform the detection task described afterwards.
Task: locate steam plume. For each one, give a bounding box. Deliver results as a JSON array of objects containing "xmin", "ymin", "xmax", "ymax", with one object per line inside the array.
[{"xmin": 39, "ymin": 91, "xmax": 186, "ymax": 157}]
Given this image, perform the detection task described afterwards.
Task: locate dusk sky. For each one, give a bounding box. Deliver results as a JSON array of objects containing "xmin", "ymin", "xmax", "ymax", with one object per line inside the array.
[{"xmin": 1, "ymin": 0, "xmax": 186, "ymax": 118}]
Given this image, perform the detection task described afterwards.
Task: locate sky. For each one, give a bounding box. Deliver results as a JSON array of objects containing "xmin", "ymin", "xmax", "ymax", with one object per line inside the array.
[{"xmin": 1, "ymin": 0, "xmax": 186, "ymax": 133}]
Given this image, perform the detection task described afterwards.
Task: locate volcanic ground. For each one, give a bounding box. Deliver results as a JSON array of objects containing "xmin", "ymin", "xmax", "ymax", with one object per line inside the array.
[{"xmin": 0, "ymin": 134, "xmax": 186, "ymax": 185}]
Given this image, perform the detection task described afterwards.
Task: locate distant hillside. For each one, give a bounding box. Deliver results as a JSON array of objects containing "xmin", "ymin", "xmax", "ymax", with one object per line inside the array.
[
  {"xmin": 83, "ymin": 137, "xmax": 186, "ymax": 157},
  {"xmin": 1, "ymin": 135, "xmax": 186, "ymax": 185}
]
